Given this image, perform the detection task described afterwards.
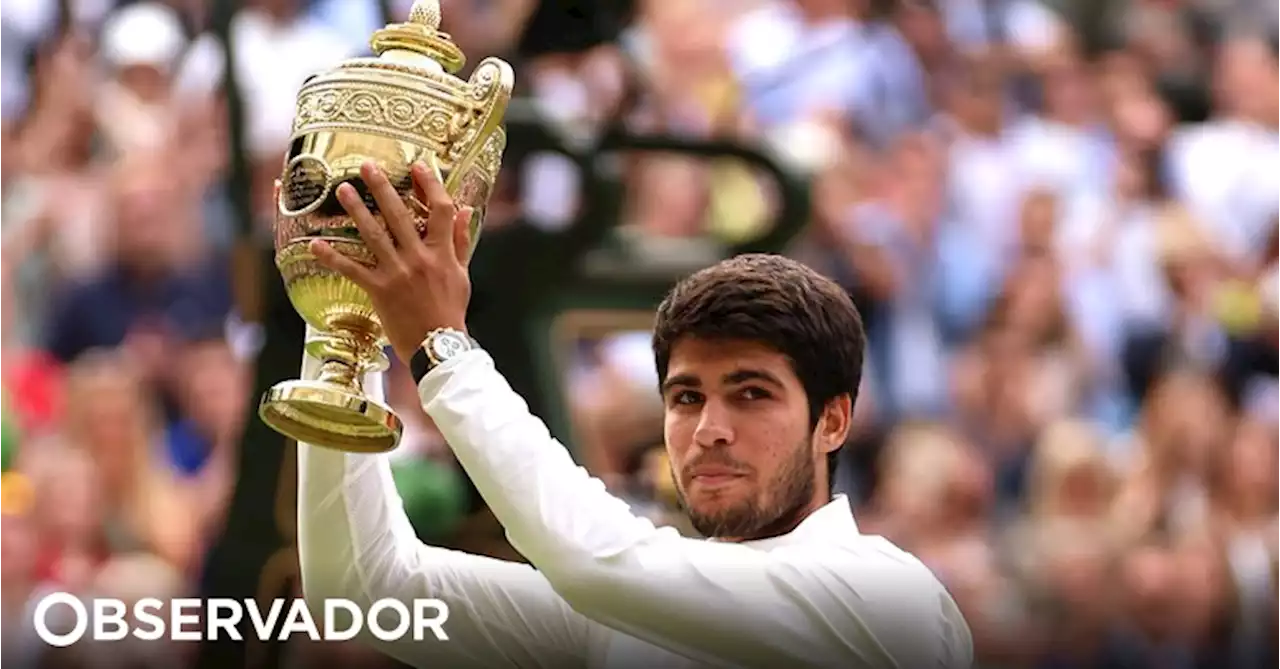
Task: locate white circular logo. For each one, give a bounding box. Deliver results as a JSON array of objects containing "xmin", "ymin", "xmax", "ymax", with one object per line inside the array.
[
  {"xmin": 366, "ymin": 599, "xmax": 411, "ymax": 642},
  {"xmin": 33, "ymin": 592, "xmax": 88, "ymax": 647}
]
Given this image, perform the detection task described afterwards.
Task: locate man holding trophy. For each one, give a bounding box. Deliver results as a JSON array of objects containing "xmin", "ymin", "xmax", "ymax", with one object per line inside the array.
[{"xmin": 271, "ymin": 1, "xmax": 971, "ymax": 667}]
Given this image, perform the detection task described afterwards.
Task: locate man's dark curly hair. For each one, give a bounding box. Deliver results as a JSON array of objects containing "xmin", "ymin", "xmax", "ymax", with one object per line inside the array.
[{"xmin": 651, "ymin": 254, "xmax": 866, "ymax": 494}]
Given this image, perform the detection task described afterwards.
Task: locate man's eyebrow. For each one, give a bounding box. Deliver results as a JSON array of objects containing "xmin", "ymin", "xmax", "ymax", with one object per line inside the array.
[
  {"xmin": 660, "ymin": 374, "xmax": 700, "ymax": 395},
  {"xmin": 722, "ymin": 369, "xmax": 784, "ymax": 387}
]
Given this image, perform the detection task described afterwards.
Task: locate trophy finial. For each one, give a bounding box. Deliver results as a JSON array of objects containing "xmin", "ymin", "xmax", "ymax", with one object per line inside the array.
[
  {"xmin": 407, "ymin": 0, "xmax": 441, "ymax": 31},
  {"xmin": 369, "ymin": 0, "xmax": 464, "ymax": 73}
]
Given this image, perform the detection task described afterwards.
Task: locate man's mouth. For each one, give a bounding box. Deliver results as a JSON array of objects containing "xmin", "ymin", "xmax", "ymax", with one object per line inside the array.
[{"xmin": 690, "ymin": 472, "xmax": 746, "ymax": 488}]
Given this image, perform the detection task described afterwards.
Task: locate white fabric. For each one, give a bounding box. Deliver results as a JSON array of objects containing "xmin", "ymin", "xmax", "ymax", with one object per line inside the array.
[
  {"xmin": 941, "ymin": 0, "xmax": 1062, "ymax": 54},
  {"xmin": 1007, "ymin": 117, "xmax": 1112, "ymax": 200},
  {"xmin": 1108, "ymin": 205, "xmax": 1175, "ymax": 330},
  {"xmin": 176, "ymin": 10, "xmax": 355, "ymax": 156},
  {"xmin": 99, "ymin": 2, "xmax": 187, "ymax": 72},
  {"xmin": 1165, "ymin": 120, "xmax": 1280, "ymax": 265},
  {"xmin": 296, "ymin": 330, "xmax": 973, "ymax": 668},
  {"xmin": 723, "ymin": 4, "xmax": 866, "ymax": 129},
  {"xmin": 1004, "ymin": 0, "xmax": 1063, "ymax": 55},
  {"xmin": 599, "ymin": 331, "xmax": 660, "ymax": 390},
  {"xmin": 946, "ymin": 129, "xmax": 1023, "ymax": 257}
]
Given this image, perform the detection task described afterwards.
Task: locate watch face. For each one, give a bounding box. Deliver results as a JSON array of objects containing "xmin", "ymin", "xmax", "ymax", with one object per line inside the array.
[{"xmin": 430, "ymin": 331, "xmax": 470, "ymax": 361}]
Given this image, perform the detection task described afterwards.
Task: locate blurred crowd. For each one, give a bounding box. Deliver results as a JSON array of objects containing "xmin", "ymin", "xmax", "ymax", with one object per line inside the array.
[{"xmin": 1, "ymin": 0, "xmax": 1277, "ymax": 668}]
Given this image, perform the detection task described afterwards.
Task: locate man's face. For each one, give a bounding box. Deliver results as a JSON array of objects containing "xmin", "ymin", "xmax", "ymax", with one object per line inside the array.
[
  {"xmin": 1215, "ymin": 38, "xmax": 1277, "ymax": 120},
  {"xmin": 176, "ymin": 341, "xmax": 247, "ymax": 439},
  {"xmin": 660, "ymin": 338, "xmax": 837, "ymax": 540},
  {"xmin": 111, "ymin": 160, "xmax": 181, "ymax": 268}
]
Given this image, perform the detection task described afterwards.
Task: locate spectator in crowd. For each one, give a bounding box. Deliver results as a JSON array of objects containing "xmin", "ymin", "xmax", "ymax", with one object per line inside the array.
[
  {"xmin": 1, "ymin": 472, "xmax": 42, "ymax": 666},
  {"xmin": 42, "ymin": 148, "xmax": 233, "ymax": 370}
]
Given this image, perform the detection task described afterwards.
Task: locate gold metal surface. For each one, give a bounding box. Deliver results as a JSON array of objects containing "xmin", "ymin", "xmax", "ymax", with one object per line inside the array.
[{"xmin": 259, "ymin": 0, "xmax": 514, "ymax": 453}]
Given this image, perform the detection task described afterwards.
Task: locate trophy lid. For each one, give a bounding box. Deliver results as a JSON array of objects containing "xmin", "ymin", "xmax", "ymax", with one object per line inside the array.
[
  {"xmin": 368, "ymin": 0, "xmax": 465, "ymax": 75},
  {"xmin": 288, "ymin": 0, "xmax": 513, "ymax": 180}
]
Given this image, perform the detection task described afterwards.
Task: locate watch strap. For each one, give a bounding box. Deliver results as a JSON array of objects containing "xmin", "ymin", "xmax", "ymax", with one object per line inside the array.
[{"xmin": 409, "ymin": 346, "xmax": 434, "ymax": 385}]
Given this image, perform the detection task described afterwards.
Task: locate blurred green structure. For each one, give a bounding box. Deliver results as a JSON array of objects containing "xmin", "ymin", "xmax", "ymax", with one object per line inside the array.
[{"xmin": 195, "ymin": 3, "xmax": 811, "ymax": 667}]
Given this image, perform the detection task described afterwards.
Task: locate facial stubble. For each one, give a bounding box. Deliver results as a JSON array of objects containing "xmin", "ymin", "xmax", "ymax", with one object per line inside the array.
[{"xmin": 674, "ymin": 437, "xmax": 817, "ymax": 541}]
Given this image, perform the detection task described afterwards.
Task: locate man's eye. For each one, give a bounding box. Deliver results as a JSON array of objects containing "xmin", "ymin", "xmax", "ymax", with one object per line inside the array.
[
  {"xmin": 672, "ymin": 390, "xmax": 702, "ymax": 406},
  {"xmin": 739, "ymin": 387, "xmax": 770, "ymax": 401}
]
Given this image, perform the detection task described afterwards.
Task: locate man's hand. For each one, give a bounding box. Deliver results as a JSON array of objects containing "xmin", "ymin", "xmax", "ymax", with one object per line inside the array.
[{"xmin": 310, "ymin": 160, "xmax": 474, "ymax": 365}]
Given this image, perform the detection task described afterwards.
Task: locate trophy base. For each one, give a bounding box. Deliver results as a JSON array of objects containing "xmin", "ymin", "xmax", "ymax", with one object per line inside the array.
[{"xmin": 259, "ymin": 380, "xmax": 404, "ymax": 453}]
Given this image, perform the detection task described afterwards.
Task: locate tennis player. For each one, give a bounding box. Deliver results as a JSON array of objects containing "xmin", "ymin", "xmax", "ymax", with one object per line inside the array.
[{"xmin": 298, "ymin": 160, "xmax": 972, "ymax": 668}]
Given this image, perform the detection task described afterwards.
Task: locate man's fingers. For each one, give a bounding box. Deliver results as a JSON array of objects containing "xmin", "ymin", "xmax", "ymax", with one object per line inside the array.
[
  {"xmin": 411, "ymin": 161, "xmax": 456, "ymax": 248},
  {"xmin": 336, "ymin": 181, "xmax": 398, "ymax": 265},
  {"xmin": 453, "ymin": 207, "xmax": 474, "ymax": 265},
  {"xmin": 411, "ymin": 159, "xmax": 432, "ymax": 211},
  {"xmin": 361, "ymin": 161, "xmax": 420, "ymax": 250},
  {"xmin": 310, "ymin": 239, "xmax": 376, "ymax": 286}
]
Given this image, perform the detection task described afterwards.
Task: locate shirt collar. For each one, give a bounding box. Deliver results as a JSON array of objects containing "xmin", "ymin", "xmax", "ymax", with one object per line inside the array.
[{"xmin": 734, "ymin": 494, "xmax": 859, "ymax": 551}]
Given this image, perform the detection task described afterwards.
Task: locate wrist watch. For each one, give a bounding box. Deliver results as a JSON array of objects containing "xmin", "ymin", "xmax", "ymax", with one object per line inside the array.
[{"xmin": 410, "ymin": 328, "xmax": 477, "ymax": 383}]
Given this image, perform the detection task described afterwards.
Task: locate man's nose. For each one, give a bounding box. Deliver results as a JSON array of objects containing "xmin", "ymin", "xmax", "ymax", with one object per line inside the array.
[{"xmin": 692, "ymin": 400, "xmax": 733, "ymax": 447}]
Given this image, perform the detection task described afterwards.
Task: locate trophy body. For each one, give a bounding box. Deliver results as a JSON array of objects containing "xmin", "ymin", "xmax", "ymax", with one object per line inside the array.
[{"xmin": 259, "ymin": 0, "xmax": 513, "ymax": 453}]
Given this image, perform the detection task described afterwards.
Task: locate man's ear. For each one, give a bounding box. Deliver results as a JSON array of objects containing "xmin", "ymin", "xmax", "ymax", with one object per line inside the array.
[{"xmin": 816, "ymin": 394, "xmax": 852, "ymax": 454}]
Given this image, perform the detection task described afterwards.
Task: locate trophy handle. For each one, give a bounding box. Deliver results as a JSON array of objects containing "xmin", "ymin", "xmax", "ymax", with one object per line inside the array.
[{"xmin": 444, "ymin": 57, "xmax": 515, "ymax": 195}]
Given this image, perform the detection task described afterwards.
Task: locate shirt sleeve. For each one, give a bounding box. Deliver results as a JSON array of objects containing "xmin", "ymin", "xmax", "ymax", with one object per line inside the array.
[
  {"xmin": 295, "ymin": 329, "xmax": 594, "ymax": 669},
  {"xmin": 419, "ymin": 350, "xmax": 973, "ymax": 669}
]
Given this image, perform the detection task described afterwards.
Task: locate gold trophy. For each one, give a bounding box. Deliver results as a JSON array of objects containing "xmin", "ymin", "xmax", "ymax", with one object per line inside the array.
[{"xmin": 258, "ymin": 0, "xmax": 513, "ymax": 453}]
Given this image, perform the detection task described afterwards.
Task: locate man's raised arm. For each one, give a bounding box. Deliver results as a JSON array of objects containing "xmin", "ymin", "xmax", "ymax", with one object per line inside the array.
[
  {"xmin": 419, "ymin": 351, "xmax": 973, "ymax": 669},
  {"xmin": 295, "ymin": 328, "xmax": 594, "ymax": 669}
]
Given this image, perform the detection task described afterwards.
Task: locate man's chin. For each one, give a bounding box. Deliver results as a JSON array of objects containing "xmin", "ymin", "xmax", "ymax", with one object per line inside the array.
[
  {"xmin": 684, "ymin": 479, "xmax": 750, "ymax": 511},
  {"xmin": 685, "ymin": 499, "xmax": 759, "ymax": 538}
]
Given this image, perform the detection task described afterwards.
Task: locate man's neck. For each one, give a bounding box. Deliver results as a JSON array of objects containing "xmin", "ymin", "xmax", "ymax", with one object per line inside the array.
[{"xmin": 723, "ymin": 492, "xmax": 835, "ymax": 544}]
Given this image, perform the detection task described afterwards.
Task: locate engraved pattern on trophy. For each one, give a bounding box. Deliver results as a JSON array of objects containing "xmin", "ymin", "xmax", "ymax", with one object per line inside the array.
[
  {"xmin": 293, "ymin": 81, "xmax": 466, "ymax": 151},
  {"xmin": 449, "ymin": 130, "xmax": 506, "ymax": 251},
  {"xmin": 449, "ymin": 60, "xmax": 511, "ymax": 170},
  {"xmin": 257, "ymin": 0, "xmax": 514, "ymax": 453}
]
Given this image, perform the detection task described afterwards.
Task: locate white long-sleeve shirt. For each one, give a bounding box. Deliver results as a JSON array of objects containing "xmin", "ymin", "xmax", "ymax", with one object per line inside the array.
[{"xmin": 297, "ymin": 333, "xmax": 973, "ymax": 669}]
